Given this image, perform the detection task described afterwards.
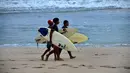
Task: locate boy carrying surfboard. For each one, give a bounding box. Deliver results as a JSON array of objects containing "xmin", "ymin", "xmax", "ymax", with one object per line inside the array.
[
  {"xmin": 41, "ymin": 20, "xmax": 53, "ymax": 61},
  {"xmin": 45, "ymin": 18, "xmax": 63, "ymax": 61},
  {"xmin": 60, "ymin": 20, "xmax": 76, "ymax": 59}
]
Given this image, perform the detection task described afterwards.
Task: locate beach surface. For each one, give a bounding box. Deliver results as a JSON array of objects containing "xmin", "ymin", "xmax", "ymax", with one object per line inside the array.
[{"xmin": 0, "ymin": 47, "xmax": 130, "ymax": 73}]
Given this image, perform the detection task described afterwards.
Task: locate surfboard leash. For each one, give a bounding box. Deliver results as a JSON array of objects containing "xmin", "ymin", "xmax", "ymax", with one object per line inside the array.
[{"xmin": 37, "ymin": 43, "xmax": 39, "ymax": 49}]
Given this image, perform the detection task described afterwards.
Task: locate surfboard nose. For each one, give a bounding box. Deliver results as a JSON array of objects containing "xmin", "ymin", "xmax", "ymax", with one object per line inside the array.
[{"xmin": 38, "ymin": 28, "xmax": 48, "ymax": 36}]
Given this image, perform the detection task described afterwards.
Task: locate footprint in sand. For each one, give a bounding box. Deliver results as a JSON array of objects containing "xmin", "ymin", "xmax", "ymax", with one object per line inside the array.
[
  {"xmin": 101, "ymin": 54, "xmax": 110, "ymax": 55},
  {"xmin": 0, "ymin": 60, "xmax": 5, "ymax": 61},
  {"xmin": 32, "ymin": 67, "xmax": 43, "ymax": 68},
  {"xmin": 29, "ymin": 60, "xmax": 35, "ymax": 61},
  {"xmin": 72, "ymin": 66, "xmax": 78, "ymax": 68},
  {"xmin": 0, "ymin": 64, "xmax": 4, "ymax": 66},
  {"xmin": 87, "ymin": 65, "xmax": 96, "ymax": 69},
  {"xmin": 0, "ymin": 68, "xmax": 2, "ymax": 69},
  {"xmin": 41, "ymin": 64, "xmax": 46, "ymax": 66},
  {"xmin": 79, "ymin": 64, "xmax": 96, "ymax": 69},
  {"xmin": 95, "ymin": 54, "xmax": 98, "ymax": 56},
  {"xmin": 24, "ymin": 66, "xmax": 28, "ymax": 68},
  {"xmin": 61, "ymin": 64, "xmax": 69, "ymax": 66},
  {"xmin": 9, "ymin": 59, "xmax": 15, "ymax": 61},
  {"xmin": 11, "ymin": 68, "xmax": 19, "ymax": 69},
  {"xmin": 61, "ymin": 64, "xmax": 73, "ymax": 67},
  {"xmin": 48, "ymin": 67, "xmax": 57, "ymax": 69},
  {"xmin": 22, "ymin": 64, "xmax": 28, "ymax": 65},
  {"xmin": 95, "ymin": 54, "xmax": 109, "ymax": 56},
  {"xmin": 60, "ymin": 64, "xmax": 78, "ymax": 68},
  {"xmin": 124, "ymin": 66, "xmax": 130, "ymax": 69},
  {"xmin": 100, "ymin": 65, "xmax": 117, "ymax": 68},
  {"xmin": 79, "ymin": 64, "xmax": 86, "ymax": 67}
]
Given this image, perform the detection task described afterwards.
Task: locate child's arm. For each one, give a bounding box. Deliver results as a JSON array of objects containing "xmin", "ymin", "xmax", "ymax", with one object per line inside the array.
[
  {"xmin": 50, "ymin": 29, "xmax": 54, "ymax": 44},
  {"xmin": 63, "ymin": 28, "xmax": 67, "ymax": 32},
  {"xmin": 61, "ymin": 28, "xmax": 67, "ymax": 34}
]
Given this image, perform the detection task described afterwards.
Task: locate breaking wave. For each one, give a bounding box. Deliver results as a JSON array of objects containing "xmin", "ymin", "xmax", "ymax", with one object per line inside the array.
[{"xmin": 0, "ymin": 0, "xmax": 130, "ymax": 13}]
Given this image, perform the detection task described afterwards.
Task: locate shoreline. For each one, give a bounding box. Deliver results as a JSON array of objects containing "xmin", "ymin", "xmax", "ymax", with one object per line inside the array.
[{"xmin": 0, "ymin": 8, "xmax": 130, "ymax": 14}]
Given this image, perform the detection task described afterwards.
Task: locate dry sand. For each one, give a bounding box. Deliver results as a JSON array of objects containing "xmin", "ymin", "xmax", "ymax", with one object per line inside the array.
[{"xmin": 0, "ymin": 47, "xmax": 130, "ymax": 73}]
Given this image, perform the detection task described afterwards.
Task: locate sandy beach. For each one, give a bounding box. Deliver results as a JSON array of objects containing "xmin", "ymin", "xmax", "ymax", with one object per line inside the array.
[{"xmin": 0, "ymin": 47, "xmax": 130, "ymax": 73}]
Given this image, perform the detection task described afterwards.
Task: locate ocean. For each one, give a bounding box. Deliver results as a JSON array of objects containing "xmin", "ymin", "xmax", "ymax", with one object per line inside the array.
[{"xmin": 0, "ymin": 0, "xmax": 130, "ymax": 47}]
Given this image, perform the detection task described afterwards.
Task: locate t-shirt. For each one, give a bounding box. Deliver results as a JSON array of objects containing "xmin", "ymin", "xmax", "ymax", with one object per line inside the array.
[
  {"xmin": 52, "ymin": 24, "xmax": 59, "ymax": 32},
  {"xmin": 62, "ymin": 26, "xmax": 68, "ymax": 29},
  {"xmin": 48, "ymin": 25, "xmax": 52, "ymax": 28}
]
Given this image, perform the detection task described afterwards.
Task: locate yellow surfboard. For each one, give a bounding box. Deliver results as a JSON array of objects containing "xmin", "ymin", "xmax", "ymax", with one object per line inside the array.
[
  {"xmin": 59, "ymin": 28, "xmax": 78, "ymax": 38},
  {"xmin": 69, "ymin": 33, "xmax": 88, "ymax": 44}
]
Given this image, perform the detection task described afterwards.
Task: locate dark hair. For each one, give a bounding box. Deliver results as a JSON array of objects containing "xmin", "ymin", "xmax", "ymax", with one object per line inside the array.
[
  {"xmin": 53, "ymin": 18, "xmax": 59, "ymax": 24},
  {"xmin": 63, "ymin": 20, "xmax": 68, "ymax": 24}
]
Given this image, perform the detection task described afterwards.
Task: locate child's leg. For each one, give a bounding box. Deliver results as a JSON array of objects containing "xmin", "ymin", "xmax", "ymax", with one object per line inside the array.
[
  {"xmin": 67, "ymin": 51, "xmax": 76, "ymax": 59},
  {"xmin": 45, "ymin": 45, "xmax": 58, "ymax": 61},
  {"xmin": 45, "ymin": 50, "xmax": 54, "ymax": 61},
  {"xmin": 45, "ymin": 45, "xmax": 64, "ymax": 61},
  {"xmin": 59, "ymin": 48, "xmax": 62, "ymax": 55},
  {"xmin": 41, "ymin": 42, "xmax": 51, "ymax": 60},
  {"xmin": 41, "ymin": 49, "xmax": 50, "ymax": 60},
  {"xmin": 54, "ymin": 51, "xmax": 57, "ymax": 61},
  {"xmin": 53, "ymin": 46, "xmax": 57, "ymax": 61},
  {"xmin": 44, "ymin": 29, "xmax": 55, "ymax": 61},
  {"xmin": 53, "ymin": 45, "xmax": 59, "ymax": 61},
  {"xmin": 45, "ymin": 46, "xmax": 59, "ymax": 61},
  {"xmin": 53, "ymin": 45, "xmax": 64, "ymax": 61},
  {"xmin": 58, "ymin": 48, "xmax": 63, "ymax": 60}
]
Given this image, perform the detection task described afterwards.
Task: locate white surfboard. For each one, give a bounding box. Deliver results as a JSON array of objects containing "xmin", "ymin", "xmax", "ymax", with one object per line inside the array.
[
  {"xmin": 35, "ymin": 33, "xmax": 47, "ymax": 44},
  {"xmin": 38, "ymin": 27, "xmax": 77, "ymax": 51},
  {"xmin": 35, "ymin": 28, "xmax": 77, "ymax": 44}
]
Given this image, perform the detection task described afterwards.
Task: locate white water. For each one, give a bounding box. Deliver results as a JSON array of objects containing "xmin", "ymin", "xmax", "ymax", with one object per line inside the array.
[{"xmin": 0, "ymin": 0, "xmax": 130, "ymax": 13}]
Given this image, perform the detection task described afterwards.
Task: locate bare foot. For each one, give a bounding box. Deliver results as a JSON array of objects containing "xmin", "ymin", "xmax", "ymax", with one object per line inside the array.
[
  {"xmin": 45, "ymin": 55, "xmax": 49, "ymax": 61},
  {"xmin": 70, "ymin": 56, "xmax": 76, "ymax": 59},
  {"xmin": 41, "ymin": 55, "xmax": 44, "ymax": 61},
  {"xmin": 56, "ymin": 58, "xmax": 64, "ymax": 61}
]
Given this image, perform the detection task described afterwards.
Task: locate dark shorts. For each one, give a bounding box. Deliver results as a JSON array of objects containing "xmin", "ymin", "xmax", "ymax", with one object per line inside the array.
[{"xmin": 46, "ymin": 42, "xmax": 52, "ymax": 49}]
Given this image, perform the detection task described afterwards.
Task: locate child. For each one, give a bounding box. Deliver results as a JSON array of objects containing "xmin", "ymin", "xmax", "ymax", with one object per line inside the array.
[
  {"xmin": 41, "ymin": 20, "xmax": 53, "ymax": 61},
  {"xmin": 59, "ymin": 20, "xmax": 76, "ymax": 59},
  {"xmin": 45, "ymin": 18, "xmax": 63, "ymax": 61}
]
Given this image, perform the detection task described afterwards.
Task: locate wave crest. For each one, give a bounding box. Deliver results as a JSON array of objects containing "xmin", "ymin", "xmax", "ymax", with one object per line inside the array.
[{"xmin": 0, "ymin": 0, "xmax": 129, "ymax": 13}]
